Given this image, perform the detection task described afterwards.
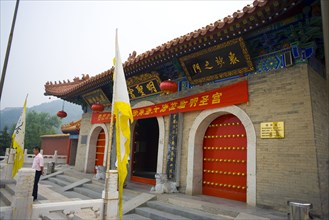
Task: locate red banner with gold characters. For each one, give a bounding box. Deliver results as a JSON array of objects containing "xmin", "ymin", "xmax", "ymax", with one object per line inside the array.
[{"xmin": 91, "ymin": 80, "xmax": 248, "ymax": 124}]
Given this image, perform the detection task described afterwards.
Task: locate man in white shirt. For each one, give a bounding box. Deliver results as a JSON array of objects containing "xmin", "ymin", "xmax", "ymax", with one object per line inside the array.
[{"xmin": 32, "ymin": 146, "xmax": 44, "ymax": 201}]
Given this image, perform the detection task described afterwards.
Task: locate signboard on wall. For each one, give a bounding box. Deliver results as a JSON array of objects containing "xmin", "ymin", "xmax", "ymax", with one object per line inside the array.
[
  {"xmin": 82, "ymin": 89, "xmax": 111, "ymax": 108},
  {"xmin": 260, "ymin": 122, "xmax": 285, "ymax": 139},
  {"xmin": 91, "ymin": 80, "xmax": 249, "ymax": 124},
  {"xmin": 179, "ymin": 37, "xmax": 254, "ymax": 85},
  {"xmin": 126, "ymin": 72, "xmax": 162, "ymax": 100}
]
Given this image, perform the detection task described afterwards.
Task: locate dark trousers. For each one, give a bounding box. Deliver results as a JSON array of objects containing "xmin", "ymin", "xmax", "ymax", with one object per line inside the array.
[{"xmin": 32, "ymin": 170, "xmax": 42, "ymax": 200}]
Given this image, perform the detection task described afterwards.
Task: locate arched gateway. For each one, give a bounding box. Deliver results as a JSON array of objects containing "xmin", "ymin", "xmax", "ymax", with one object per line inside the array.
[
  {"xmin": 203, "ymin": 114, "xmax": 247, "ymax": 202},
  {"xmin": 186, "ymin": 105, "xmax": 256, "ymax": 206}
]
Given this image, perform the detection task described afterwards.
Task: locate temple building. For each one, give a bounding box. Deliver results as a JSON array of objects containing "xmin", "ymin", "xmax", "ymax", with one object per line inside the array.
[{"xmin": 44, "ymin": 0, "xmax": 328, "ymax": 218}]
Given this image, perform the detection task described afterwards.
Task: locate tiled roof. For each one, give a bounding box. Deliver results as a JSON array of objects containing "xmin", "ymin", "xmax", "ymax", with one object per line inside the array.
[
  {"xmin": 45, "ymin": 0, "xmax": 296, "ymax": 98},
  {"xmin": 61, "ymin": 119, "xmax": 81, "ymax": 134}
]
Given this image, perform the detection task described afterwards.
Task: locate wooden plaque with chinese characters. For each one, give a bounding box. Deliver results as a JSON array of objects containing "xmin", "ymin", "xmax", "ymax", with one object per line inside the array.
[
  {"xmin": 82, "ymin": 89, "xmax": 111, "ymax": 108},
  {"xmin": 126, "ymin": 72, "xmax": 161, "ymax": 100},
  {"xmin": 179, "ymin": 37, "xmax": 254, "ymax": 84}
]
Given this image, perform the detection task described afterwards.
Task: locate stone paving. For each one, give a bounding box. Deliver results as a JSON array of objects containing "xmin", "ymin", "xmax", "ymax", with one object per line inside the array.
[{"xmin": 2, "ymin": 164, "xmax": 289, "ymax": 220}]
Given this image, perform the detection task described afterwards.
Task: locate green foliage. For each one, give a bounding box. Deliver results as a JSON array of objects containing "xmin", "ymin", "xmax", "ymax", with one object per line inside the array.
[
  {"xmin": 25, "ymin": 111, "xmax": 61, "ymax": 153},
  {"xmin": 0, "ymin": 125, "xmax": 13, "ymax": 156}
]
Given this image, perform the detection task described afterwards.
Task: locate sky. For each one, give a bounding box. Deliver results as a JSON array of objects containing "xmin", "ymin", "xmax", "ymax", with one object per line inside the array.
[{"xmin": 0, "ymin": 0, "xmax": 253, "ymax": 110}]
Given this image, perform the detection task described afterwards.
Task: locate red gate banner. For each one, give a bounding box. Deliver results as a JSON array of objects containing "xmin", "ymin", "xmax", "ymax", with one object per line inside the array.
[{"xmin": 91, "ymin": 80, "xmax": 248, "ymax": 124}]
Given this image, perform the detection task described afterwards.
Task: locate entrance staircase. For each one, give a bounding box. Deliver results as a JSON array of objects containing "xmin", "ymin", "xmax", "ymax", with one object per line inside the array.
[{"xmin": 1, "ymin": 167, "xmax": 287, "ymax": 220}]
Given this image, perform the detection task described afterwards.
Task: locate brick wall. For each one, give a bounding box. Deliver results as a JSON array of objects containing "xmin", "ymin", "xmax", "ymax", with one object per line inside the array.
[
  {"xmin": 75, "ymin": 112, "xmax": 93, "ymax": 172},
  {"xmin": 243, "ymin": 64, "xmax": 321, "ymax": 214},
  {"xmin": 177, "ymin": 64, "xmax": 326, "ymax": 216},
  {"xmin": 308, "ymin": 66, "xmax": 329, "ymax": 218},
  {"xmin": 41, "ymin": 135, "xmax": 70, "ymax": 156}
]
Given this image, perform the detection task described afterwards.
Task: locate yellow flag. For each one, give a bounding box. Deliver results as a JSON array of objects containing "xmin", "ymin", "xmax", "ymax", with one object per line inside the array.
[
  {"xmin": 12, "ymin": 96, "xmax": 27, "ymax": 177},
  {"xmin": 113, "ymin": 29, "xmax": 133, "ymax": 219}
]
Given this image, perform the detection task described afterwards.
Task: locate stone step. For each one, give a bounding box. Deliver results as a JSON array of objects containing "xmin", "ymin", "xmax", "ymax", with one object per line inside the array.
[
  {"xmin": 73, "ymin": 187, "xmax": 101, "ymax": 199},
  {"xmin": 5, "ymin": 183, "xmax": 15, "ymax": 195},
  {"xmin": 40, "ymin": 179, "xmax": 62, "ymax": 190},
  {"xmin": 48, "ymin": 177, "xmax": 71, "ymax": 187},
  {"xmin": 62, "ymin": 191, "xmax": 90, "ymax": 200},
  {"xmin": 135, "ymin": 207, "xmax": 190, "ymax": 220},
  {"xmin": 123, "ymin": 213, "xmax": 152, "ymax": 220},
  {"xmin": 123, "ymin": 193, "xmax": 156, "ymax": 215},
  {"xmin": 40, "ymin": 211, "xmax": 67, "ymax": 220},
  {"xmin": 146, "ymin": 201, "xmax": 229, "ymax": 220},
  {"xmin": 38, "ymin": 184, "xmax": 71, "ymax": 202},
  {"xmin": 0, "ymin": 188, "xmax": 12, "ymax": 206},
  {"xmin": 0, "ymin": 199, "xmax": 8, "ymax": 207},
  {"xmin": 56, "ymin": 174, "xmax": 80, "ymax": 183},
  {"xmin": 83, "ymin": 183, "xmax": 104, "ymax": 193}
]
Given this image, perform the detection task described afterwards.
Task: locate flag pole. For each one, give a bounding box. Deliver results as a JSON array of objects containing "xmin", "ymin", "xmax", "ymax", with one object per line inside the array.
[
  {"xmin": 103, "ymin": 107, "xmax": 115, "ymax": 219},
  {"xmin": 0, "ymin": 0, "xmax": 20, "ymax": 99},
  {"xmin": 103, "ymin": 63, "xmax": 117, "ymax": 219}
]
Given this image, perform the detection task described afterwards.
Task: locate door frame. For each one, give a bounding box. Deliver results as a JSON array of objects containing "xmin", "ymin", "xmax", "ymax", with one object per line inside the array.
[
  {"xmin": 186, "ymin": 105, "xmax": 256, "ymax": 206},
  {"xmin": 130, "ymin": 101, "xmax": 165, "ymax": 183},
  {"xmin": 84, "ymin": 124, "xmax": 109, "ymax": 173}
]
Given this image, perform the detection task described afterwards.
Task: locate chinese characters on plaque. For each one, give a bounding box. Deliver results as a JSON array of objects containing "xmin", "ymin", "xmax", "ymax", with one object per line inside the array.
[
  {"xmin": 179, "ymin": 37, "xmax": 254, "ymax": 84},
  {"xmin": 260, "ymin": 122, "xmax": 285, "ymax": 139},
  {"xmin": 82, "ymin": 89, "xmax": 111, "ymax": 109},
  {"xmin": 126, "ymin": 72, "xmax": 162, "ymax": 100}
]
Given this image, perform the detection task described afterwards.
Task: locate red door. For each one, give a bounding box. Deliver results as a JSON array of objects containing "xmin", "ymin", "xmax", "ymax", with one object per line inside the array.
[
  {"xmin": 95, "ymin": 129, "xmax": 105, "ymax": 167},
  {"xmin": 203, "ymin": 114, "xmax": 247, "ymax": 202}
]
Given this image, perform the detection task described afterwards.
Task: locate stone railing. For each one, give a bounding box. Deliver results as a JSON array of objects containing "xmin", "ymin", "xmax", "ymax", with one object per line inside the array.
[
  {"xmin": 32, "ymin": 199, "xmax": 103, "ymax": 219},
  {"xmin": 0, "ymin": 148, "xmax": 67, "ymax": 166},
  {"xmin": 0, "ymin": 168, "xmax": 119, "ymax": 220},
  {"xmin": 0, "ymin": 148, "xmax": 10, "ymax": 162},
  {"xmin": 24, "ymin": 149, "xmax": 67, "ymax": 164}
]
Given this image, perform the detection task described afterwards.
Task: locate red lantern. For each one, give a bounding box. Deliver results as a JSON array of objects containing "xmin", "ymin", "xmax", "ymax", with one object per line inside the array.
[
  {"xmin": 160, "ymin": 79, "xmax": 178, "ymax": 94},
  {"xmin": 57, "ymin": 110, "xmax": 67, "ymax": 119},
  {"xmin": 91, "ymin": 103, "xmax": 104, "ymax": 112}
]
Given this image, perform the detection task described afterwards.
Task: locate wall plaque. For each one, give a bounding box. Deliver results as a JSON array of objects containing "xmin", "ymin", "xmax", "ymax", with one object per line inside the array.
[
  {"xmin": 179, "ymin": 37, "xmax": 254, "ymax": 84},
  {"xmin": 260, "ymin": 122, "xmax": 285, "ymax": 139},
  {"xmin": 126, "ymin": 72, "xmax": 161, "ymax": 100},
  {"xmin": 82, "ymin": 89, "xmax": 111, "ymax": 108}
]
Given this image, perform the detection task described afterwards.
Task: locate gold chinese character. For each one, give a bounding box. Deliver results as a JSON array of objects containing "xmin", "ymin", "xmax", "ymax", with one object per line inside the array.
[
  {"xmin": 132, "ymin": 109, "xmax": 139, "ymax": 117},
  {"xmin": 153, "ymin": 106, "xmax": 160, "ymax": 113},
  {"xmin": 192, "ymin": 63, "xmax": 202, "ymax": 73},
  {"xmin": 100, "ymin": 94, "xmax": 106, "ymax": 101},
  {"xmin": 177, "ymin": 100, "xmax": 188, "ymax": 109},
  {"xmin": 212, "ymin": 92, "xmax": 222, "ymax": 104},
  {"xmin": 160, "ymin": 104, "xmax": 169, "ymax": 112},
  {"xmin": 169, "ymin": 102, "xmax": 178, "ymax": 111},
  {"xmin": 128, "ymin": 87, "xmax": 136, "ymax": 99},
  {"xmin": 135, "ymin": 84, "xmax": 145, "ymax": 96},
  {"xmin": 138, "ymin": 109, "xmax": 145, "ymax": 116},
  {"xmin": 228, "ymin": 52, "xmax": 240, "ymax": 64},
  {"xmin": 189, "ymin": 97, "xmax": 199, "ymax": 107},
  {"xmin": 199, "ymin": 95, "xmax": 209, "ymax": 106},
  {"xmin": 215, "ymin": 56, "xmax": 225, "ymax": 67},
  {"xmin": 144, "ymin": 107, "xmax": 152, "ymax": 115},
  {"xmin": 146, "ymin": 81, "xmax": 158, "ymax": 93},
  {"xmin": 204, "ymin": 61, "xmax": 213, "ymax": 70}
]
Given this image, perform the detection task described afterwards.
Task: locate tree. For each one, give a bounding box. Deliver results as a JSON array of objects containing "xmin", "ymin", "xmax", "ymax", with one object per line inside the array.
[
  {"xmin": 25, "ymin": 111, "xmax": 61, "ymax": 153},
  {"xmin": 0, "ymin": 125, "xmax": 12, "ymax": 156}
]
